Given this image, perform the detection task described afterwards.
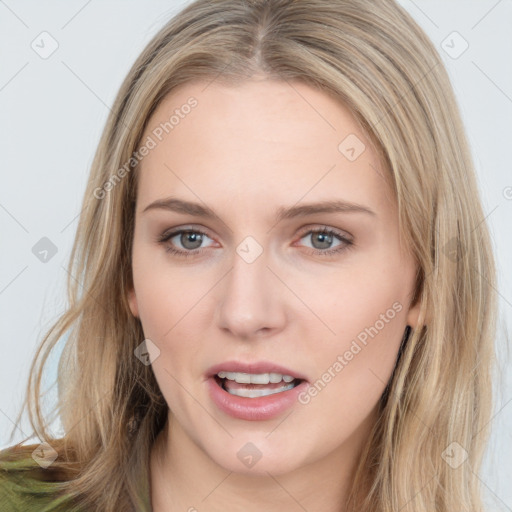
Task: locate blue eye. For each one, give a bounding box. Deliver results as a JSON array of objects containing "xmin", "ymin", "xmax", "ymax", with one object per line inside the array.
[
  {"xmin": 296, "ymin": 228, "xmax": 353, "ymax": 256},
  {"xmin": 158, "ymin": 228, "xmax": 215, "ymax": 257},
  {"xmin": 157, "ymin": 226, "xmax": 353, "ymax": 258}
]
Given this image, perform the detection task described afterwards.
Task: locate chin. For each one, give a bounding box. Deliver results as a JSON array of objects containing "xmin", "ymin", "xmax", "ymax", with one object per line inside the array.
[{"xmin": 205, "ymin": 437, "xmax": 310, "ymax": 477}]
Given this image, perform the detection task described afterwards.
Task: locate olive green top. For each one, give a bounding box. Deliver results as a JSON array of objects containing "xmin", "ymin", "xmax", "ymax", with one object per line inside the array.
[{"xmin": 0, "ymin": 443, "xmax": 152, "ymax": 511}]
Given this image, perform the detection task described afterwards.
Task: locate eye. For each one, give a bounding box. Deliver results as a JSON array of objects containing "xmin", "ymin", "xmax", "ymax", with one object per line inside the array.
[
  {"xmin": 296, "ymin": 227, "xmax": 353, "ymax": 256},
  {"xmin": 158, "ymin": 228, "xmax": 216, "ymax": 257},
  {"xmin": 157, "ymin": 226, "xmax": 353, "ymax": 258}
]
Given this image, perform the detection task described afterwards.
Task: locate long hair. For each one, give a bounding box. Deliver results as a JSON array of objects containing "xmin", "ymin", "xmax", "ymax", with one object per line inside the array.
[{"xmin": 6, "ymin": 0, "xmax": 497, "ymax": 510}]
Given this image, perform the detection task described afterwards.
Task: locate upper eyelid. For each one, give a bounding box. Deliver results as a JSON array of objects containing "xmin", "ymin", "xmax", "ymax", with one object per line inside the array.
[
  {"xmin": 159, "ymin": 225, "xmax": 213, "ymax": 239},
  {"xmin": 297, "ymin": 225, "xmax": 352, "ymax": 239}
]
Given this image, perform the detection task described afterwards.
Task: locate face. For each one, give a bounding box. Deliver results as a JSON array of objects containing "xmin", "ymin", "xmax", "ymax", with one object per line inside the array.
[{"xmin": 128, "ymin": 78, "xmax": 419, "ymax": 477}]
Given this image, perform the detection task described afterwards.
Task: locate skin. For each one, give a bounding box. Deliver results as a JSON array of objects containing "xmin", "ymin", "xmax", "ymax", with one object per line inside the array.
[{"xmin": 128, "ymin": 78, "xmax": 420, "ymax": 512}]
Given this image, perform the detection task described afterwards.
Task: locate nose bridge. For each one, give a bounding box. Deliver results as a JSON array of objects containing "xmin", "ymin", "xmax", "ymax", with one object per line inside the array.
[{"xmin": 216, "ymin": 240, "xmax": 285, "ymax": 337}]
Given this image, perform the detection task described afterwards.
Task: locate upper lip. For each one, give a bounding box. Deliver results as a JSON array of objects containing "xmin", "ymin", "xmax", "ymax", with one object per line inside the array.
[{"xmin": 207, "ymin": 360, "xmax": 308, "ymax": 381}]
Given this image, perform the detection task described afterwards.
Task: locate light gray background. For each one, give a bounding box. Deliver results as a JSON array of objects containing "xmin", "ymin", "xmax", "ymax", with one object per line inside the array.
[{"xmin": 1, "ymin": 0, "xmax": 511, "ymax": 509}]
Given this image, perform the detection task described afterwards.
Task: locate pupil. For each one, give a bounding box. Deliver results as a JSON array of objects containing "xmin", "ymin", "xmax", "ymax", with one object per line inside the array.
[
  {"xmin": 181, "ymin": 232, "xmax": 203, "ymax": 250},
  {"xmin": 312, "ymin": 232, "xmax": 332, "ymax": 250}
]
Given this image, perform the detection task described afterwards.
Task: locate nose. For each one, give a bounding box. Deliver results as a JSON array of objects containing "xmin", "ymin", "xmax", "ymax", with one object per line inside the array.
[{"xmin": 215, "ymin": 246, "xmax": 287, "ymax": 340}]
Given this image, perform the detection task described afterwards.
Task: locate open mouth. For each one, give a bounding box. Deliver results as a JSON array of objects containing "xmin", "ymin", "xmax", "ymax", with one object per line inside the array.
[{"xmin": 213, "ymin": 372, "xmax": 305, "ymax": 398}]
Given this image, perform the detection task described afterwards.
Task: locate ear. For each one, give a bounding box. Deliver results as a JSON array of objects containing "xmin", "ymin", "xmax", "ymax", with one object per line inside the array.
[
  {"xmin": 127, "ymin": 287, "xmax": 139, "ymax": 318},
  {"xmin": 406, "ymin": 271, "xmax": 425, "ymax": 328},
  {"xmin": 406, "ymin": 300, "xmax": 420, "ymax": 328}
]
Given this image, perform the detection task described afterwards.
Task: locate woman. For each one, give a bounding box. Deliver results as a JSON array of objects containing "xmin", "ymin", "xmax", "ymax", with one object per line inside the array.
[{"xmin": 0, "ymin": 0, "xmax": 497, "ymax": 511}]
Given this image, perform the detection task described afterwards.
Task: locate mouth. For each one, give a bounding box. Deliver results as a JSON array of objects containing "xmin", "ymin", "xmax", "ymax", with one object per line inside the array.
[
  {"xmin": 213, "ymin": 372, "xmax": 305, "ymax": 398},
  {"xmin": 206, "ymin": 361, "xmax": 309, "ymax": 420}
]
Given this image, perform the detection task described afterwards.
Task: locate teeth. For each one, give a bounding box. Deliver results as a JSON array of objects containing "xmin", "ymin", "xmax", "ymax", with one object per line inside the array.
[
  {"xmin": 269, "ymin": 372, "xmax": 283, "ymax": 383},
  {"xmin": 226, "ymin": 382, "xmax": 296, "ymax": 398},
  {"xmin": 249, "ymin": 373, "xmax": 269, "ymax": 384},
  {"xmin": 216, "ymin": 371, "xmax": 297, "ymax": 384}
]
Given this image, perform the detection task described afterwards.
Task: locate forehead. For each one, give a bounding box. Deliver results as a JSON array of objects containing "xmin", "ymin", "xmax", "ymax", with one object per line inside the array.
[{"xmin": 136, "ymin": 79, "xmax": 394, "ymax": 217}]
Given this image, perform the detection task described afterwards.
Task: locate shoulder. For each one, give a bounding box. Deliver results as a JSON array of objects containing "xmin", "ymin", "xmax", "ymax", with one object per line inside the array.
[{"xmin": 0, "ymin": 442, "xmax": 80, "ymax": 512}]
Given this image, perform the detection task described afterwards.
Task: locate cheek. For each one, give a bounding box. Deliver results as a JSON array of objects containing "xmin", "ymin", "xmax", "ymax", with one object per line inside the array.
[
  {"xmin": 336, "ymin": 280, "xmax": 407, "ymax": 348},
  {"xmin": 314, "ymin": 287, "xmax": 406, "ymax": 392},
  {"xmin": 293, "ymin": 254, "xmax": 411, "ymax": 394},
  {"xmin": 131, "ymin": 247, "xmax": 209, "ymax": 339},
  {"xmin": 297, "ymin": 288, "xmax": 407, "ymax": 438},
  {"xmin": 291, "ymin": 254, "xmax": 410, "ymax": 339}
]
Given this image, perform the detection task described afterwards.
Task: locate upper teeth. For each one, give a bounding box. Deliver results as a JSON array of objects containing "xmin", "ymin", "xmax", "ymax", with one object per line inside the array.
[{"xmin": 217, "ymin": 372, "xmax": 296, "ymax": 384}]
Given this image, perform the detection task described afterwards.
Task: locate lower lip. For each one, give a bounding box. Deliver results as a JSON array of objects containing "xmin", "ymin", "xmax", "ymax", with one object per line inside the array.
[{"xmin": 206, "ymin": 377, "xmax": 309, "ymax": 421}]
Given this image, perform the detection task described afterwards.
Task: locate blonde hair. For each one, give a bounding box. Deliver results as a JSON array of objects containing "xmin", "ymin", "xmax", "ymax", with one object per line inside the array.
[{"xmin": 7, "ymin": 0, "xmax": 497, "ymax": 510}]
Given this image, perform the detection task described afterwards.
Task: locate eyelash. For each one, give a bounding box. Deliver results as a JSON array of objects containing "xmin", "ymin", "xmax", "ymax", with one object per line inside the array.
[{"xmin": 157, "ymin": 226, "xmax": 353, "ymax": 259}]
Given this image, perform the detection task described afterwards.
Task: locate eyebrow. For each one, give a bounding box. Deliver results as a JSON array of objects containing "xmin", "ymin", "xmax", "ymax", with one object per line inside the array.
[{"xmin": 142, "ymin": 197, "xmax": 376, "ymax": 222}]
